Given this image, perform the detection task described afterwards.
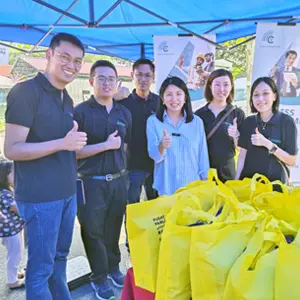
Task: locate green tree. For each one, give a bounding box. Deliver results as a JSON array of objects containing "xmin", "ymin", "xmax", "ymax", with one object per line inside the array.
[{"xmin": 216, "ymin": 36, "xmax": 252, "ymax": 78}]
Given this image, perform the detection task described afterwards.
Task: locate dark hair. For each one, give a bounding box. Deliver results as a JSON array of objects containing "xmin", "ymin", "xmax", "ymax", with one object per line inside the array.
[
  {"xmin": 157, "ymin": 76, "xmax": 194, "ymax": 123},
  {"xmin": 205, "ymin": 69, "xmax": 234, "ymax": 103},
  {"xmin": 0, "ymin": 160, "xmax": 13, "ymax": 191},
  {"xmin": 250, "ymin": 77, "xmax": 279, "ymax": 113},
  {"xmin": 286, "ymin": 50, "xmax": 297, "ymax": 58},
  {"xmin": 90, "ymin": 60, "xmax": 118, "ymax": 77},
  {"xmin": 132, "ymin": 58, "xmax": 155, "ymax": 73},
  {"xmin": 49, "ymin": 32, "xmax": 85, "ymax": 55},
  {"xmin": 205, "ymin": 52, "xmax": 213, "ymax": 58}
]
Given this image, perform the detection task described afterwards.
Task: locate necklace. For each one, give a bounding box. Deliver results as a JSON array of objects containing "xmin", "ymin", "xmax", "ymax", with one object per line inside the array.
[{"xmin": 261, "ymin": 121, "xmax": 268, "ymax": 131}]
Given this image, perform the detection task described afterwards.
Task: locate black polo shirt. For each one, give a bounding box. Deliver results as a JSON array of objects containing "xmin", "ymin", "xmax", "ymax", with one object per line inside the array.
[
  {"xmin": 119, "ymin": 89, "xmax": 160, "ymax": 172},
  {"xmin": 195, "ymin": 103, "xmax": 245, "ymax": 181},
  {"xmin": 74, "ymin": 96, "xmax": 132, "ymax": 175},
  {"xmin": 238, "ymin": 112, "xmax": 298, "ymax": 182},
  {"xmin": 5, "ymin": 72, "xmax": 77, "ymax": 203}
]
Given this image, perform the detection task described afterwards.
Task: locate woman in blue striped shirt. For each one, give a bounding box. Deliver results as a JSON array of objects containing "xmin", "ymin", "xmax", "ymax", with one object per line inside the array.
[{"xmin": 146, "ymin": 76, "xmax": 210, "ymax": 196}]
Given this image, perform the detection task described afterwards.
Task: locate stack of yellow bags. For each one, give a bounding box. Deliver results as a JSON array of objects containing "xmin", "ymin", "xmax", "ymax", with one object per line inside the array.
[{"xmin": 126, "ymin": 169, "xmax": 300, "ymax": 300}]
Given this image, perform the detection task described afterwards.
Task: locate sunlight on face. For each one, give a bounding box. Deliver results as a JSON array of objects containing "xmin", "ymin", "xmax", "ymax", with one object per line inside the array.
[
  {"xmin": 211, "ymin": 76, "xmax": 232, "ymax": 103},
  {"xmin": 163, "ymin": 84, "xmax": 186, "ymax": 113},
  {"xmin": 252, "ymin": 82, "xmax": 276, "ymax": 113}
]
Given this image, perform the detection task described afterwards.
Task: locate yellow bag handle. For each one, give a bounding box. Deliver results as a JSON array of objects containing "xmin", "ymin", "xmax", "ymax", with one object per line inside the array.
[
  {"xmin": 250, "ymin": 173, "xmax": 271, "ymax": 193},
  {"xmin": 270, "ymin": 180, "xmax": 289, "ymax": 195},
  {"xmin": 207, "ymin": 168, "xmax": 222, "ymax": 184}
]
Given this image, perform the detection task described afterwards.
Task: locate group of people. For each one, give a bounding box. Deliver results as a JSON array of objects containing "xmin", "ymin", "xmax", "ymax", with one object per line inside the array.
[
  {"xmin": 186, "ymin": 52, "xmax": 215, "ymax": 89},
  {"xmin": 0, "ymin": 31, "xmax": 298, "ymax": 300}
]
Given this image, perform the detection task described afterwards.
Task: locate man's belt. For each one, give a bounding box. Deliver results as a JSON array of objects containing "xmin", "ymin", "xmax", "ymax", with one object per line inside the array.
[{"xmin": 79, "ymin": 169, "xmax": 127, "ymax": 182}]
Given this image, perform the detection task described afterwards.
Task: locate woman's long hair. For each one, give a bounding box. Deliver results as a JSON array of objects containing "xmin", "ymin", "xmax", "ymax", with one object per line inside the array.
[{"xmin": 0, "ymin": 160, "xmax": 13, "ymax": 191}]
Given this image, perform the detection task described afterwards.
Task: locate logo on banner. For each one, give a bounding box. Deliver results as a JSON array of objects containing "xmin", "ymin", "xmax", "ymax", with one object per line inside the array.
[
  {"xmin": 260, "ymin": 30, "xmax": 279, "ymax": 47},
  {"xmin": 262, "ymin": 30, "xmax": 275, "ymax": 44},
  {"xmin": 156, "ymin": 40, "xmax": 174, "ymax": 55},
  {"xmin": 158, "ymin": 41, "xmax": 169, "ymax": 52}
]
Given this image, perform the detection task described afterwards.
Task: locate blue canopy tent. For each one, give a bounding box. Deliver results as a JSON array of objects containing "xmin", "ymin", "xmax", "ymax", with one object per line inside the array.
[{"xmin": 0, "ymin": 0, "xmax": 299, "ymax": 61}]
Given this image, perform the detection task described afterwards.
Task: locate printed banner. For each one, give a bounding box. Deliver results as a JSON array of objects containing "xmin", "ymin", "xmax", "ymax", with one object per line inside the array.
[
  {"xmin": 253, "ymin": 23, "xmax": 300, "ymax": 184},
  {"xmin": 154, "ymin": 35, "xmax": 216, "ymax": 110}
]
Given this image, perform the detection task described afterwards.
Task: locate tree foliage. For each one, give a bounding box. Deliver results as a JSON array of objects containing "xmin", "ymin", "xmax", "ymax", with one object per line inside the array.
[{"xmin": 216, "ymin": 36, "xmax": 252, "ymax": 78}]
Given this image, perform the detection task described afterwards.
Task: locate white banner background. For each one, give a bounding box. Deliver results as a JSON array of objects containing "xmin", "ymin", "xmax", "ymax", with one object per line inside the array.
[{"xmin": 153, "ymin": 35, "xmax": 216, "ymax": 110}]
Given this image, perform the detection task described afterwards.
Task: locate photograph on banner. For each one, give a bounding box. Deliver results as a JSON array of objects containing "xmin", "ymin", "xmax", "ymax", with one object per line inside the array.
[
  {"xmin": 253, "ymin": 23, "xmax": 300, "ymax": 183},
  {"xmin": 154, "ymin": 35, "xmax": 216, "ymax": 109}
]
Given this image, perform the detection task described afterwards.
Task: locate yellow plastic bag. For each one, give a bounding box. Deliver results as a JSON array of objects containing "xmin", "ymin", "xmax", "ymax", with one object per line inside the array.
[
  {"xmin": 156, "ymin": 194, "xmax": 213, "ymax": 300},
  {"xmin": 126, "ymin": 195, "xmax": 176, "ymax": 292},
  {"xmin": 155, "ymin": 178, "xmax": 239, "ymax": 300},
  {"xmin": 252, "ymin": 181, "xmax": 300, "ymax": 229},
  {"xmin": 190, "ymin": 213, "xmax": 262, "ymax": 300},
  {"xmin": 223, "ymin": 217, "xmax": 286, "ymax": 300},
  {"xmin": 225, "ymin": 173, "xmax": 273, "ymax": 203},
  {"xmin": 275, "ymin": 230, "xmax": 300, "ymax": 300}
]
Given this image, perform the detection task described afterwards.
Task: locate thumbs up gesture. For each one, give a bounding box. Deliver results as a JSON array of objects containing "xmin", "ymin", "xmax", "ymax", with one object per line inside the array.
[
  {"xmin": 106, "ymin": 130, "xmax": 121, "ymax": 150},
  {"xmin": 63, "ymin": 121, "xmax": 87, "ymax": 151},
  {"xmin": 160, "ymin": 129, "xmax": 172, "ymax": 149},
  {"xmin": 251, "ymin": 127, "xmax": 271, "ymax": 148},
  {"xmin": 227, "ymin": 117, "xmax": 239, "ymax": 139}
]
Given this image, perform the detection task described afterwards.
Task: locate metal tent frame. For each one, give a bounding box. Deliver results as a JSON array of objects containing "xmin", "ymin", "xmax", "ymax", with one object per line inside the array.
[{"xmin": 0, "ymin": 0, "xmax": 299, "ymax": 60}]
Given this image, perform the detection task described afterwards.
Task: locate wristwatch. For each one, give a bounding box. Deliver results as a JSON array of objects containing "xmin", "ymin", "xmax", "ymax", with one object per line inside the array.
[{"xmin": 269, "ymin": 144, "xmax": 278, "ymax": 154}]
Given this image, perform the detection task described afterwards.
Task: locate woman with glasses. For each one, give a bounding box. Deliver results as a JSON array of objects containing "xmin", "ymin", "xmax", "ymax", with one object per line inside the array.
[
  {"xmin": 146, "ymin": 76, "xmax": 209, "ymax": 196},
  {"xmin": 235, "ymin": 77, "xmax": 298, "ymax": 183}
]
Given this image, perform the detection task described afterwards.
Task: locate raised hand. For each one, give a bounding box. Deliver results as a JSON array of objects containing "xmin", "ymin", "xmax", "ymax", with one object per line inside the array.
[
  {"xmin": 251, "ymin": 127, "xmax": 270, "ymax": 148},
  {"xmin": 106, "ymin": 130, "xmax": 121, "ymax": 150},
  {"xmin": 62, "ymin": 121, "xmax": 87, "ymax": 151},
  {"xmin": 114, "ymin": 81, "xmax": 130, "ymax": 101},
  {"xmin": 160, "ymin": 129, "xmax": 172, "ymax": 149},
  {"xmin": 227, "ymin": 117, "xmax": 239, "ymax": 139}
]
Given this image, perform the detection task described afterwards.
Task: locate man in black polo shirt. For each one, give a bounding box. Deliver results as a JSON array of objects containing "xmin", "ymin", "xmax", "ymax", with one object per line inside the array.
[
  {"xmin": 119, "ymin": 58, "xmax": 160, "ymax": 204},
  {"xmin": 4, "ymin": 33, "xmax": 87, "ymax": 300},
  {"xmin": 74, "ymin": 60, "xmax": 132, "ymax": 300}
]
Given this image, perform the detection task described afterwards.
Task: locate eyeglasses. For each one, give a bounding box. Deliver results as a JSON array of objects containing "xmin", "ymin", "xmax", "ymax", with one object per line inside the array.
[
  {"xmin": 53, "ymin": 50, "xmax": 83, "ymax": 67},
  {"xmin": 95, "ymin": 76, "xmax": 117, "ymax": 85},
  {"xmin": 134, "ymin": 73, "xmax": 154, "ymax": 80}
]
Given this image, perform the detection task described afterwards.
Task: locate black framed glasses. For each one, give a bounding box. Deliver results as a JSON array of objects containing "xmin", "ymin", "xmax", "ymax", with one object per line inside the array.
[
  {"xmin": 95, "ymin": 76, "xmax": 117, "ymax": 85},
  {"xmin": 53, "ymin": 50, "xmax": 83, "ymax": 67}
]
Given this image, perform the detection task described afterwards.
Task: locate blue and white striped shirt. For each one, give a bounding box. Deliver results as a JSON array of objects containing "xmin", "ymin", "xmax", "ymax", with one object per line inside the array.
[{"xmin": 146, "ymin": 111, "xmax": 209, "ymax": 196}]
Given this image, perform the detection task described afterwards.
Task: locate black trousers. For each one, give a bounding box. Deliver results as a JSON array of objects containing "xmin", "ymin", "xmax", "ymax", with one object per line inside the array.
[{"xmin": 77, "ymin": 175, "xmax": 128, "ymax": 283}]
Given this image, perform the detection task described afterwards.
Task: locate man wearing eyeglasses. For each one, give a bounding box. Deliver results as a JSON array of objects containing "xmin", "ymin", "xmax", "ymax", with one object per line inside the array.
[
  {"xmin": 118, "ymin": 59, "xmax": 160, "ymax": 207},
  {"xmin": 74, "ymin": 60, "xmax": 132, "ymax": 300},
  {"xmin": 4, "ymin": 33, "xmax": 87, "ymax": 299}
]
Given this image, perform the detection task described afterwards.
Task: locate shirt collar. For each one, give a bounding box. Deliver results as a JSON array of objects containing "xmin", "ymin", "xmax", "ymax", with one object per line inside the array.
[
  {"xmin": 163, "ymin": 110, "xmax": 187, "ymax": 125},
  {"xmin": 132, "ymin": 89, "xmax": 156, "ymax": 102},
  {"xmin": 257, "ymin": 111, "xmax": 280, "ymax": 125},
  {"xmin": 88, "ymin": 95, "xmax": 119, "ymax": 111},
  {"xmin": 203, "ymin": 103, "xmax": 233, "ymax": 112},
  {"xmin": 35, "ymin": 72, "xmax": 66, "ymax": 95}
]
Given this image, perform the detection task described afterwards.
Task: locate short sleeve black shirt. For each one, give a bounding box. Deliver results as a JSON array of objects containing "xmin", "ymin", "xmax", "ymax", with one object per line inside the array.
[
  {"xmin": 195, "ymin": 103, "xmax": 245, "ymax": 180},
  {"xmin": 74, "ymin": 96, "xmax": 132, "ymax": 175},
  {"xmin": 5, "ymin": 73, "xmax": 77, "ymax": 203},
  {"xmin": 238, "ymin": 112, "xmax": 298, "ymax": 182},
  {"xmin": 119, "ymin": 89, "xmax": 160, "ymax": 172}
]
